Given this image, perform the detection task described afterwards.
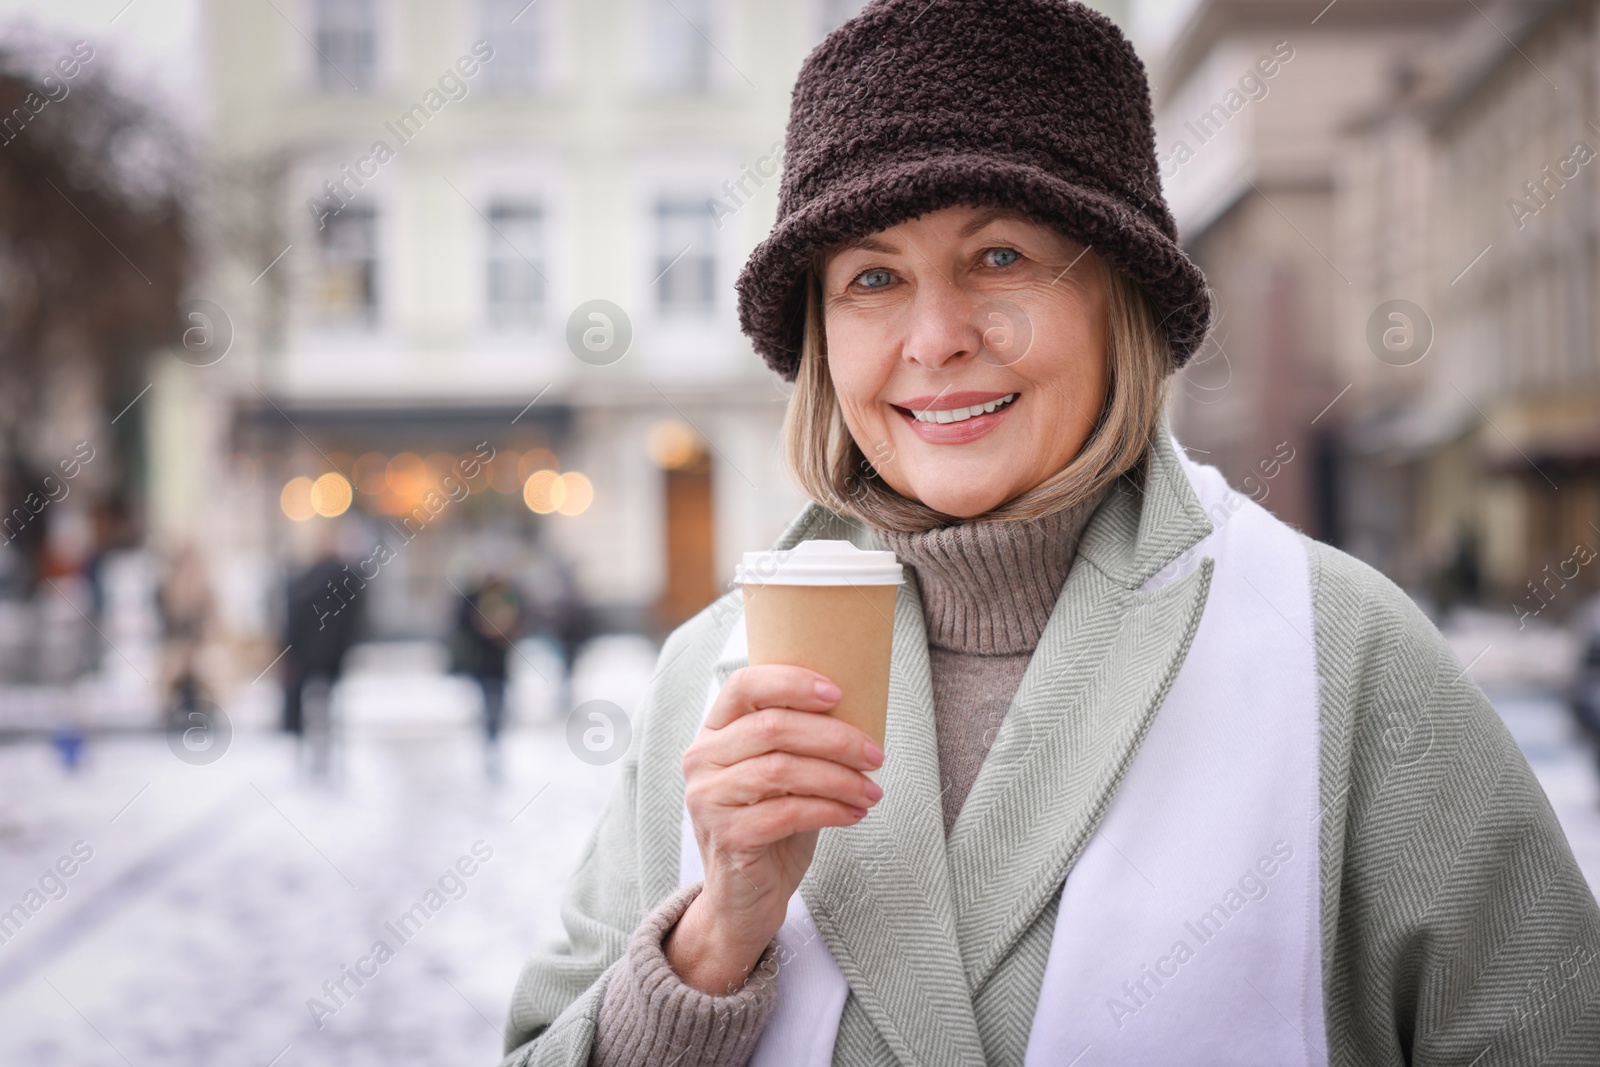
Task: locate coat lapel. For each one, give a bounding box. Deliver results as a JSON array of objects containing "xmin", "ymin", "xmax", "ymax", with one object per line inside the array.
[{"xmin": 945, "ymin": 430, "xmax": 1216, "ymax": 993}]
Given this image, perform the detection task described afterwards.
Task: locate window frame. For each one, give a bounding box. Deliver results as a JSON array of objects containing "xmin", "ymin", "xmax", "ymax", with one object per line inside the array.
[
  {"xmin": 310, "ymin": 0, "xmax": 380, "ymax": 93},
  {"xmin": 652, "ymin": 196, "xmax": 718, "ymax": 317},
  {"xmin": 484, "ymin": 198, "xmax": 549, "ymax": 330}
]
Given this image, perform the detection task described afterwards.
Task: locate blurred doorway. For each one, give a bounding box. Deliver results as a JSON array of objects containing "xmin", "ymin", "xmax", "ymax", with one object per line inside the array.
[{"xmin": 658, "ymin": 447, "xmax": 716, "ymax": 632}]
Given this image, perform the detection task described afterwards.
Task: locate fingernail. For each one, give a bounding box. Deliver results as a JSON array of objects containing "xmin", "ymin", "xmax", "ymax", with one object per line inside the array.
[
  {"xmin": 863, "ymin": 779, "xmax": 884, "ymax": 801},
  {"xmin": 815, "ymin": 680, "xmax": 842, "ymax": 702},
  {"xmin": 849, "ymin": 806, "xmax": 868, "ymax": 818},
  {"xmin": 863, "ymin": 741, "xmax": 884, "ymax": 766}
]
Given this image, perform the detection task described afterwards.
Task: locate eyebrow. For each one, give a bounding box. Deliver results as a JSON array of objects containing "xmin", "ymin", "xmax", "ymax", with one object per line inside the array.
[
  {"xmin": 834, "ymin": 233, "xmax": 898, "ymax": 255},
  {"xmin": 833, "ymin": 207, "xmax": 1026, "ymax": 256},
  {"xmin": 957, "ymin": 207, "xmax": 1022, "ymax": 237}
]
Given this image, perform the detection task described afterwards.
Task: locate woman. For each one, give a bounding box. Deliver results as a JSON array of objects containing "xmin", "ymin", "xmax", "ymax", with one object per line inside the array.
[{"xmin": 502, "ymin": 2, "xmax": 1600, "ymax": 1064}]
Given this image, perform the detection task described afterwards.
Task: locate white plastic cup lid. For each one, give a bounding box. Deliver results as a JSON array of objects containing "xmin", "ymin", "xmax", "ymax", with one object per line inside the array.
[{"xmin": 735, "ymin": 539, "xmax": 904, "ymax": 586}]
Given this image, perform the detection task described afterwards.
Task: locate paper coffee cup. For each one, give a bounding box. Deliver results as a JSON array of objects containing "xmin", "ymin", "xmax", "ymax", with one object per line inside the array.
[{"xmin": 736, "ymin": 540, "xmax": 903, "ymax": 785}]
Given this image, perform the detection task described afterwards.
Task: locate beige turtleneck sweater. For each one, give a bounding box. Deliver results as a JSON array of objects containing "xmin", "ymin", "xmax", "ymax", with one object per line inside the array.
[{"xmin": 587, "ymin": 492, "xmax": 1106, "ymax": 1067}]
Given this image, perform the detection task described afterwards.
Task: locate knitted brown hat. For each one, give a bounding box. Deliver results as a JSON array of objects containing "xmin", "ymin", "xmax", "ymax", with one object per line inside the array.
[{"xmin": 736, "ymin": 0, "xmax": 1211, "ymax": 381}]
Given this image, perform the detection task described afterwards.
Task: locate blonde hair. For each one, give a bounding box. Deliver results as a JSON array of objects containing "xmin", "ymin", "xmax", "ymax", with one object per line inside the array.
[{"xmin": 782, "ymin": 250, "xmax": 1173, "ymax": 533}]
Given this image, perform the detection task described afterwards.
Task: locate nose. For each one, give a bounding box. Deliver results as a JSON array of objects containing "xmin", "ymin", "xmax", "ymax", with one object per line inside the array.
[{"xmin": 900, "ymin": 273, "xmax": 981, "ymax": 370}]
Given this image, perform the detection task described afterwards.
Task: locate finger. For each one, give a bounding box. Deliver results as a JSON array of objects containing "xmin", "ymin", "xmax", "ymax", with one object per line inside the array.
[
  {"xmin": 711, "ymin": 751, "xmax": 881, "ymax": 810},
  {"xmin": 704, "ymin": 665, "xmax": 842, "ymax": 730},
  {"xmin": 715, "ymin": 795, "xmax": 868, "ymax": 852},
  {"xmin": 703, "ymin": 707, "xmax": 882, "ymax": 773}
]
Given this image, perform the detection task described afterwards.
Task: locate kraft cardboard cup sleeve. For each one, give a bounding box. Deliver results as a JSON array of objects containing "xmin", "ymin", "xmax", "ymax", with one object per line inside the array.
[{"xmin": 737, "ymin": 540, "xmax": 903, "ymax": 784}]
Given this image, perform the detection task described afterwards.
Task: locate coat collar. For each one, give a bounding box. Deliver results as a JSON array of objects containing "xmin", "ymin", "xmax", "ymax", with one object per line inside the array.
[{"xmin": 704, "ymin": 427, "xmax": 1216, "ymax": 1063}]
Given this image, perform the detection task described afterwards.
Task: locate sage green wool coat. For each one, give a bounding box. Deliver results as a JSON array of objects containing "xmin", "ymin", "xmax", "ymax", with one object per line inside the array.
[{"xmin": 500, "ymin": 432, "xmax": 1600, "ymax": 1065}]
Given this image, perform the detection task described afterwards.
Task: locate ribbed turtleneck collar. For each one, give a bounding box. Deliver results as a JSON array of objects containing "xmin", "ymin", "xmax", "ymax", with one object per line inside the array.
[{"xmin": 871, "ymin": 487, "xmax": 1110, "ymax": 655}]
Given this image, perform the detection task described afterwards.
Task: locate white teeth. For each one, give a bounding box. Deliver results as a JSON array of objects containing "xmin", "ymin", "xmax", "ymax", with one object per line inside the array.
[{"xmin": 911, "ymin": 393, "xmax": 1017, "ymax": 424}]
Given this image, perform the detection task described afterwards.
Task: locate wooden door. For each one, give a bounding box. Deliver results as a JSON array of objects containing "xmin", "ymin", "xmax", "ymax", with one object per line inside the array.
[{"xmin": 658, "ymin": 451, "xmax": 716, "ymax": 632}]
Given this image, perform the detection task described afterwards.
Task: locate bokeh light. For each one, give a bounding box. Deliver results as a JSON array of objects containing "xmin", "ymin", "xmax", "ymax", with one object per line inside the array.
[
  {"xmin": 490, "ymin": 453, "xmax": 523, "ymax": 494},
  {"xmin": 425, "ymin": 451, "xmax": 457, "ymax": 487},
  {"xmin": 518, "ymin": 448, "xmax": 559, "ymax": 481},
  {"xmin": 647, "ymin": 420, "xmax": 702, "ymax": 469},
  {"xmin": 280, "ymin": 476, "xmax": 315, "ymax": 522},
  {"xmin": 522, "ymin": 470, "xmax": 593, "ymax": 516},
  {"xmin": 386, "ymin": 452, "xmax": 427, "ymax": 493},
  {"xmin": 523, "ymin": 469, "xmax": 562, "ymax": 514},
  {"xmin": 556, "ymin": 472, "xmax": 593, "ymax": 516},
  {"xmin": 353, "ymin": 451, "xmax": 388, "ymax": 495},
  {"xmin": 372, "ymin": 452, "xmax": 427, "ymax": 515},
  {"xmin": 310, "ymin": 472, "xmax": 353, "ymax": 517},
  {"xmin": 460, "ymin": 451, "xmax": 490, "ymax": 492}
]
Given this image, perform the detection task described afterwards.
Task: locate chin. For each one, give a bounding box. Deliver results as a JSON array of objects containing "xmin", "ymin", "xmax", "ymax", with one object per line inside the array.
[{"xmin": 901, "ymin": 481, "xmax": 1012, "ymax": 519}]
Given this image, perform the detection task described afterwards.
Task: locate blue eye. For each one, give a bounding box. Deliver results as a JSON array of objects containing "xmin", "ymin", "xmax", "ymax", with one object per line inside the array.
[
  {"xmin": 855, "ymin": 268, "xmax": 892, "ymax": 289},
  {"xmin": 986, "ymin": 247, "xmax": 1021, "ymax": 267}
]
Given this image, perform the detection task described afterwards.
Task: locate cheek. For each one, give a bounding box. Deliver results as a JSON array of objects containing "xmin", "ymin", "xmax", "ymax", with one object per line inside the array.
[
  {"xmin": 1050, "ymin": 361, "xmax": 1108, "ymax": 446},
  {"xmin": 832, "ymin": 373, "xmax": 891, "ymax": 454},
  {"xmin": 822, "ymin": 321, "xmax": 894, "ymax": 425},
  {"xmin": 1057, "ymin": 349, "xmax": 1108, "ymax": 414},
  {"xmin": 1015, "ymin": 314, "xmax": 1109, "ymax": 453},
  {"xmin": 1035, "ymin": 294, "xmax": 1108, "ymax": 394}
]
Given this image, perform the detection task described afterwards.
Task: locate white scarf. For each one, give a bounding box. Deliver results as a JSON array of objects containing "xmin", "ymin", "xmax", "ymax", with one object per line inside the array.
[{"xmin": 679, "ymin": 451, "xmax": 1328, "ymax": 1066}]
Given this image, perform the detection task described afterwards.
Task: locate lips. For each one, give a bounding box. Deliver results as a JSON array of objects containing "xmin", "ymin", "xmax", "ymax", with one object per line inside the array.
[
  {"xmin": 893, "ymin": 390, "xmax": 1016, "ymax": 412},
  {"xmin": 904, "ymin": 393, "xmax": 1017, "ymax": 424},
  {"xmin": 890, "ymin": 390, "xmax": 1019, "ymax": 444}
]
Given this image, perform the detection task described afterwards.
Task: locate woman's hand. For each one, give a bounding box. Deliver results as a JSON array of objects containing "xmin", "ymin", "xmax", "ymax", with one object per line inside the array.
[{"xmin": 664, "ymin": 664, "xmax": 885, "ymax": 994}]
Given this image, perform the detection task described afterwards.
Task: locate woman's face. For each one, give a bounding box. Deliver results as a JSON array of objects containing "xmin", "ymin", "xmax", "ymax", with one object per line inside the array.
[{"xmin": 820, "ymin": 205, "xmax": 1109, "ymax": 518}]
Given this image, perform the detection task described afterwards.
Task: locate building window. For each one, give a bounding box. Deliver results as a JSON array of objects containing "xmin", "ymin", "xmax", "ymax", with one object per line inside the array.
[
  {"xmin": 487, "ymin": 201, "xmax": 546, "ymax": 328},
  {"xmin": 314, "ymin": 0, "xmax": 377, "ymax": 92},
  {"xmin": 481, "ymin": 0, "xmax": 543, "ymax": 93},
  {"xmin": 654, "ymin": 198, "xmax": 715, "ymax": 314},
  {"xmin": 314, "ymin": 205, "xmax": 378, "ymax": 327},
  {"xmin": 649, "ymin": 0, "xmax": 712, "ymax": 94}
]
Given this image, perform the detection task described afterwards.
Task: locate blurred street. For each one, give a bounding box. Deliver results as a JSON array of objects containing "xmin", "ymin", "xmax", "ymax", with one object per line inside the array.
[
  {"xmin": 1, "ymin": 627, "xmax": 1597, "ymax": 1067},
  {"xmin": 0, "ymin": 637, "xmax": 655, "ymax": 1067}
]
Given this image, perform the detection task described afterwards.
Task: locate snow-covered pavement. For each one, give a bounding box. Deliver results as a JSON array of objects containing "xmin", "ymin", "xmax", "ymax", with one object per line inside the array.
[
  {"xmin": 0, "ymin": 721, "xmax": 625, "ymax": 1067},
  {"xmin": 1, "ymin": 681, "xmax": 1598, "ymax": 1067}
]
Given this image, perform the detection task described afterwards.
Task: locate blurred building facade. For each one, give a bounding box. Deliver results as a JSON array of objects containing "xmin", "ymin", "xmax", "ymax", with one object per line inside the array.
[
  {"xmin": 1156, "ymin": 0, "xmax": 1600, "ymax": 615},
  {"xmin": 169, "ymin": 0, "xmax": 910, "ymax": 659}
]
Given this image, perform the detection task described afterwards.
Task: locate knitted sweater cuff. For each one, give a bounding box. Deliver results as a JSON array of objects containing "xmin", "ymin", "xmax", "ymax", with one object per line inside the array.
[{"xmin": 590, "ymin": 882, "xmax": 781, "ymax": 1067}]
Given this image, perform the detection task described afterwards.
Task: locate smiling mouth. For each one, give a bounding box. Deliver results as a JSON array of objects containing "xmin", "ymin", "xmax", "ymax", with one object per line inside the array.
[{"xmin": 902, "ymin": 393, "xmax": 1018, "ymax": 424}]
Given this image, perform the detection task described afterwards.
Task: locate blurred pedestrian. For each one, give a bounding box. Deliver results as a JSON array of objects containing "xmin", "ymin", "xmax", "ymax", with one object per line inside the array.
[
  {"xmin": 281, "ymin": 546, "xmax": 362, "ymax": 779},
  {"xmin": 450, "ymin": 574, "xmax": 525, "ymax": 779},
  {"xmin": 85, "ymin": 495, "xmax": 138, "ymax": 620},
  {"xmin": 157, "ymin": 540, "xmax": 214, "ymax": 729},
  {"xmin": 50, "ymin": 723, "xmax": 86, "ymax": 772},
  {"xmin": 524, "ymin": 546, "xmax": 589, "ymax": 710},
  {"xmin": 1427, "ymin": 522, "xmax": 1482, "ymax": 618}
]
